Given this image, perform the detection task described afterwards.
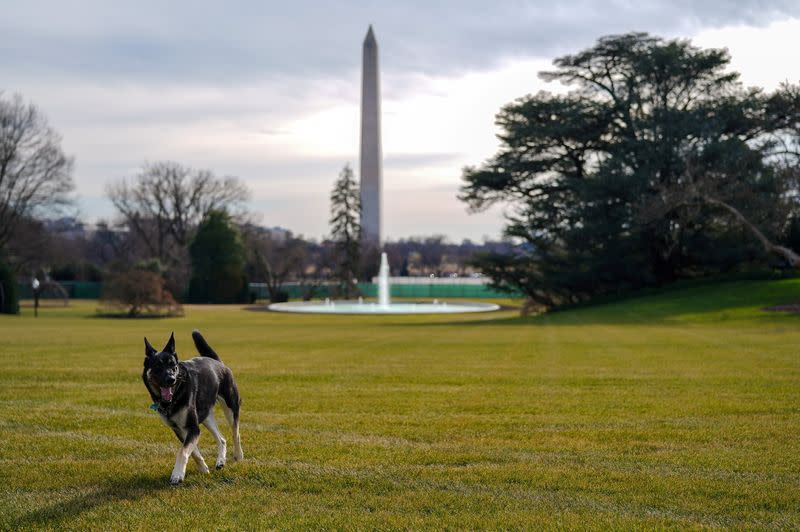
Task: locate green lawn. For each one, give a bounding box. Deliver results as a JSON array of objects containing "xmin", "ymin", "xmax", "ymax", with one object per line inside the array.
[{"xmin": 2, "ymin": 280, "xmax": 800, "ymax": 529}]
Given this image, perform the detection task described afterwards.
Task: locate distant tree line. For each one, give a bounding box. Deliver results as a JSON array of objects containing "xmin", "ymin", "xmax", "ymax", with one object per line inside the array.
[
  {"xmin": 9, "ymin": 214, "xmax": 511, "ymax": 297},
  {"xmin": 0, "ymin": 89, "xmax": 257, "ymax": 313},
  {"xmin": 0, "ymin": 104, "xmax": 509, "ymax": 314}
]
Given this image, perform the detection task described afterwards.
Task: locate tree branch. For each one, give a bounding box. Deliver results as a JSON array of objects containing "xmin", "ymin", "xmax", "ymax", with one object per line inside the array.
[{"xmin": 703, "ymin": 195, "xmax": 800, "ymax": 268}]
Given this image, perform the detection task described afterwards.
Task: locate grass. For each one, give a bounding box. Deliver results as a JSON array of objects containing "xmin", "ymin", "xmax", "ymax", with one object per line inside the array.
[{"xmin": 1, "ymin": 279, "xmax": 800, "ymax": 529}]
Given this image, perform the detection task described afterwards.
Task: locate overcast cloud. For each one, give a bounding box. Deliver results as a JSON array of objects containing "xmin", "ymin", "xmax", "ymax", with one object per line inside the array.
[{"xmin": 2, "ymin": 1, "xmax": 799, "ymax": 240}]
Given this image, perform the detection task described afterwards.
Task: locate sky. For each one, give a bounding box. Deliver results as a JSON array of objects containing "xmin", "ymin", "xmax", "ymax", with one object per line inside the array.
[{"xmin": 2, "ymin": 1, "xmax": 799, "ymax": 241}]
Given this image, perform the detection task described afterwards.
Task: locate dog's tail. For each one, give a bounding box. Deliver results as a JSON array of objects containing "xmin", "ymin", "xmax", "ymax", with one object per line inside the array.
[{"xmin": 192, "ymin": 330, "xmax": 221, "ymax": 361}]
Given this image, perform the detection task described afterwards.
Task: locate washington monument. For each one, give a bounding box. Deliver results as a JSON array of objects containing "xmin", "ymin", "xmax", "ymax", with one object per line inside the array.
[{"xmin": 360, "ymin": 25, "xmax": 382, "ymax": 245}]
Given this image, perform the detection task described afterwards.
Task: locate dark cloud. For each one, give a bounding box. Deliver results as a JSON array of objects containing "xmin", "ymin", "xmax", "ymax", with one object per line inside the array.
[{"xmin": 1, "ymin": 0, "xmax": 798, "ymax": 84}]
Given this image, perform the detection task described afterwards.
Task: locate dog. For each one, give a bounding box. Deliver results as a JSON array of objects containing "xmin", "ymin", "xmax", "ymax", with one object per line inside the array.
[{"xmin": 142, "ymin": 330, "xmax": 243, "ymax": 484}]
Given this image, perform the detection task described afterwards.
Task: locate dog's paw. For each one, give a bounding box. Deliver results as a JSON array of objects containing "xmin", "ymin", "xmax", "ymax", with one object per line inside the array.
[
  {"xmin": 197, "ymin": 462, "xmax": 210, "ymax": 474},
  {"xmin": 169, "ymin": 475, "xmax": 183, "ymax": 486},
  {"xmin": 233, "ymin": 448, "xmax": 243, "ymax": 462},
  {"xmin": 215, "ymin": 461, "xmax": 225, "ymax": 470}
]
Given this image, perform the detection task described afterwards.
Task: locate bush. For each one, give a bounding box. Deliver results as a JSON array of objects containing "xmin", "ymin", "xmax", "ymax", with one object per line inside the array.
[
  {"xmin": 269, "ymin": 289, "xmax": 289, "ymax": 303},
  {"xmin": 98, "ymin": 270, "xmax": 183, "ymax": 318},
  {"xmin": 0, "ymin": 261, "xmax": 19, "ymax": 315}
]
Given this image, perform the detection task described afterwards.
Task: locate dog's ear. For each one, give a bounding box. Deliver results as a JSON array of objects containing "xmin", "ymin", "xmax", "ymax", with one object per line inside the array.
[
  {"xmin": 163, "ymin": 332, "xmax": 176, "ymax": 355},
  {"xmin": 144, "ymin": 337, "xmax": 157, "ymax": 358},
  {"xmin": 144, "ymin": 337, "xmax": 156, "ymax": 368}
]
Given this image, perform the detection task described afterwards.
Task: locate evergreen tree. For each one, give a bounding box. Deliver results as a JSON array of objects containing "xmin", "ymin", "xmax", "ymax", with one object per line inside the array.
[
  {"xmin": 461, "ymin": 33, "xmax": 800, "ymax": 307},
  {"xmin": 329, "ymin": 164, "xmax": 361, "ymax": 298},
  {"xmin": 187, "ymin": 210, "xmax": 248, "ymax": 303}
]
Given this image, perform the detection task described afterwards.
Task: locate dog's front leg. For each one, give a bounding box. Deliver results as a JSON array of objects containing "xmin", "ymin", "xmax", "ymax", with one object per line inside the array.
[
  {"xmin": 171, "ymin": 427, "xmax": 209, "ymax": 474},
  {"xmin": 170, "ymin": 417, "xmax": 200, "ymax": 485}
]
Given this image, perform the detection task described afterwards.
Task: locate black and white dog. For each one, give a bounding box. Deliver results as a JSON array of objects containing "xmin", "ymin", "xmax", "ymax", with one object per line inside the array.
[{"xmin": 142, "ymin": 330, "xmax": 243, "ymax": 484}]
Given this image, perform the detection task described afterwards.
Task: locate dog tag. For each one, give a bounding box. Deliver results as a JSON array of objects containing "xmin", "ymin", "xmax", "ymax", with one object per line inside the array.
[{"xmin": 149, "ymin": 403, "xmax": 159, "ymax": 411}]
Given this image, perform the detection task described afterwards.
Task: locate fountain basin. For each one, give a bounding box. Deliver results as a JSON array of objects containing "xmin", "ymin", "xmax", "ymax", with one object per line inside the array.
[
  {"xmin": 269, "ymin": 253, "xmax": 500, "ymax": 315},
  {"xmin": 268, "ymin": 300, "xmax": 500, "ymax": 315}
]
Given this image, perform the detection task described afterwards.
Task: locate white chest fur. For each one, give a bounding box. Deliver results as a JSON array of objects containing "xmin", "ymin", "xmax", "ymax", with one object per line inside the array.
[{"xmin": 159, "ymin": 406, "xmax": 189, "ymax": 438}]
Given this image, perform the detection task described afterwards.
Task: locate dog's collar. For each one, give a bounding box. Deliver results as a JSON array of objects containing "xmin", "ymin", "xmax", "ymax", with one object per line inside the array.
[
  {"xmin": 149, "ymin": 402, "xmax": 171, "ymax": 417},
  {"xmin": 151, "ymin": 398, "xmax": 175, "ymax": 415},
  {"xmin": 152, "ymin": 402, "xmax": 171, "ymax": 415}
]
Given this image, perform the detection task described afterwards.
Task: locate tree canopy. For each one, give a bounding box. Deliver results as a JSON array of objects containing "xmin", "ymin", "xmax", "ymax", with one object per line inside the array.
[
  {"xmin": 461, "ymin": 33, "xmax": 800, "ymax": 307},
  {"xmin": 107, "ymin": 161, "xmax": 249, "ymax": 295},
  {"xmin": 187, "ymin": 210, "xmax": 248, "ymax": 303},
  {"xmin": 108, "ymin": 161, "xmax": 249, "ymax": 261}
]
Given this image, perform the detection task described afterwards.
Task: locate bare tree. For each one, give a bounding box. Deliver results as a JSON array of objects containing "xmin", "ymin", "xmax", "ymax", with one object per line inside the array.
[
  {"xmin": 243, "ymin": 226, "xmax": 309, "ymax": 302},
  {"xmin": 107, "ymin": 161, "xmax": 249, "ymax": 262},
  {"xmin": 3, "ymin": 216, "xmax": 56, "ymax": 273},
  {"xmin": 0, "ymin": 93, "xmax": 74, "ymax": 252}
]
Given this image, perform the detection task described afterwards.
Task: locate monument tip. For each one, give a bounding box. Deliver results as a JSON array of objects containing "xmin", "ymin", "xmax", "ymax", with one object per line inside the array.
[{"xmin": 364, "ymin": 25, "xmax": 376, "ymax": 45}]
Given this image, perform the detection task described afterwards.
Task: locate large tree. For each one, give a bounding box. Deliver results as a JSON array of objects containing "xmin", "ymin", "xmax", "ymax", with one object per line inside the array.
[
  {"xmin": 0, "ymin": 93, "xmax": 74, "ymax": 254},
  {"xmin": 107, "ymin": 161, "xmax": 249, "ymax": 263},
  {"xmin": 461, "ymin": 33, "xmax": 800, "ymax": 307},
  {"xmin": 329, "ymin": 163, "xmax": 361, "ymax": 297},
  {"xmin": 108, "ymin": 161, "xmax": 249, "ymax": 294}
]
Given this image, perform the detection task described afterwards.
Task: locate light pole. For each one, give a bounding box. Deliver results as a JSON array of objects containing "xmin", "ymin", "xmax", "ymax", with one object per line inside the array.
[{"xmin": 32, "ymin": 277, "xmax": 40, "ymax": 317}]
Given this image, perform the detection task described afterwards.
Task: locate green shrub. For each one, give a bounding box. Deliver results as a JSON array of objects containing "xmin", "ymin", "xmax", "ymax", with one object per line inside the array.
[{"xmin": 98, "ymin": 269, "xmax": 183, "ymax": 318}]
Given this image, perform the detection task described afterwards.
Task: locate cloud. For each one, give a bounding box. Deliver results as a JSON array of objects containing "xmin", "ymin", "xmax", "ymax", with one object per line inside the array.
[
  {"xmin": 385, "ymin": 153, "xmax": 462, "ymax": 170},
  {"xmin": 2, "ymin": 0, "xmax": 798, "ymax": 83},
  {"xmin": 2, "ymin": 1, "xmax": 799, "ymax": 240}
]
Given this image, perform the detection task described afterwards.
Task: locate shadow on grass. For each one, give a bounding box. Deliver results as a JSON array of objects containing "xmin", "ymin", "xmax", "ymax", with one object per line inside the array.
[
  {"xmin": 91, "ymin": 312, "xmax": 184, "ymax": 319},
  {"xmin": 14, "ymin": 472, "xmax": 169, "ymax": 529}
]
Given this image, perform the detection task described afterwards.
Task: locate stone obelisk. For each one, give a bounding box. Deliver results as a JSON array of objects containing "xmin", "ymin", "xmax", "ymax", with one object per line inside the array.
[{"xmin": 359, "ymin": 25, "xmax": 382, "ymax": 245}]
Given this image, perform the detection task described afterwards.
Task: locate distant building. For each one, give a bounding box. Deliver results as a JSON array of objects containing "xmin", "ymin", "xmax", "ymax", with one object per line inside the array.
[{"xmin": 44, "ymin": 217, "xmax": 86, "ymax": 239}]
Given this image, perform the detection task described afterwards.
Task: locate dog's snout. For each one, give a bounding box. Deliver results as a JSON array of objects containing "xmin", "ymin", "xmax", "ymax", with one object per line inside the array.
[{"xmin": 165, "ymin": 374, "xmax": 177, "ymax": 386}]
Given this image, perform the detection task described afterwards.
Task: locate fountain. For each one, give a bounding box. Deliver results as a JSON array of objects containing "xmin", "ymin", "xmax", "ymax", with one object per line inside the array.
[
  {"xmin": 266, "ymin": 29, "xmax": 498, "ymax": 316},
  {"xmin": 378, "ymin": 252, "xmax": 390, "ymax": 307},
  {"xmin": 268, "ymin": 253, "xmax": 500, "ymax": 315}
]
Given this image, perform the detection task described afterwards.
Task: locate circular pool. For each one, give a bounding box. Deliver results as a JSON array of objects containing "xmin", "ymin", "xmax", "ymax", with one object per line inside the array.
[{"xmin": 268, "ymin": 300, "xmax": 500, "ymax": 315}]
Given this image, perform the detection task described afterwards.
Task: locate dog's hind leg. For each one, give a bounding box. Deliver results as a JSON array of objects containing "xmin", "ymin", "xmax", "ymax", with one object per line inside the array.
[
  {"xmin": 202, "ymin": 411, "xmax": 227, "ymax": 469},
  {"xmin": 219, "ymin": 399, "xmax": 242, "ymax": 462},
  {"xmin": 218, "ymin": 378, "xmax": 243, "ymax": 461},
  {"xmin": 191, "ymin": 448, "xmax": 209, "ymax": 473}
]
